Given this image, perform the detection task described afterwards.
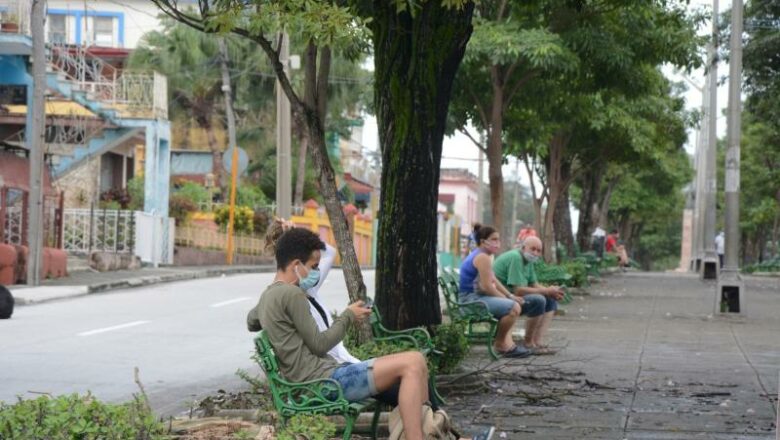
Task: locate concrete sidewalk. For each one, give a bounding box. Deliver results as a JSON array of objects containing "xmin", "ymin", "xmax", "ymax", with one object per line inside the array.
[
  {"xmin": 9, "ymin": 264, "xmax": 275, "ymax": 305},
  {"xmin": 447, "ymin": 272, "xmax": 780, "ymax": 439}
]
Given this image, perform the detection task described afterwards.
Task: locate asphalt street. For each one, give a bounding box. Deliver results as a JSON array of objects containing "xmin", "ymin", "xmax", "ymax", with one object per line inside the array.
[{"xmin": 0, "ymin": 270, "xmax": 370, "ymax": 415}]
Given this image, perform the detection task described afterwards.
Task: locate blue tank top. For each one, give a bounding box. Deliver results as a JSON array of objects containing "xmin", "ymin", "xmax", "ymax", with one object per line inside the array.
[{"xmin": 459, "ymin": 248, "xmax": 485, "ymax": 294}]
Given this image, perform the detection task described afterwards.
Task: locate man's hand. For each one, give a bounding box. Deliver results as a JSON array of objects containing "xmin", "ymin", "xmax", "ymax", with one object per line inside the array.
[
  {"xmin": 547, "ymin": 286, "xmax": 565, "ymax": 301},
  {"xmin": 347, "ymin": 301, "xmax": 372, "ymax": 321}
]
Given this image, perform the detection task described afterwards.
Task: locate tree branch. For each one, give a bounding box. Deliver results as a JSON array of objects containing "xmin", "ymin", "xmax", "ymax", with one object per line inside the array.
[
  {"xmin": 503, "ymin": 70, "xmax": 538, "ymax": 113},
  {"xmin": 465, "ymin": 82, "xmax": 490, "ymax": 132},
  {"xmin": 458, "ymin": 127, "xmax": 487, "ymax": 153}
]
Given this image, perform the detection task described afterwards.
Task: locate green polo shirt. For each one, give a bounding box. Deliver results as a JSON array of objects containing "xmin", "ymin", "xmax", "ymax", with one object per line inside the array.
[{"xmin": 493, "ymin": 249, "xmax": 538, "ymax": 290}]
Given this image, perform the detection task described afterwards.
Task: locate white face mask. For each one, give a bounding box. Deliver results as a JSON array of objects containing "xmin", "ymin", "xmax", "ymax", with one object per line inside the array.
[{"xmin": 523, "ymin": 252, "xmax": 539, "ymax": 263}]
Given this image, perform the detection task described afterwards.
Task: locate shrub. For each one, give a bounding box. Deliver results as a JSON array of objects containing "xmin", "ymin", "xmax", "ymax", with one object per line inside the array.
[
  {"xmin": 169, "ymin": 194, "xmax": 198, "ymax": 226},
  {"xmin": 99, "ymin": 188, "xmax": 131, "ymax": 209},
  {"xmin": 0, "ymin": 393, "xmax": 166, "ymax": 440},
  {"xmin": 237, "ymin": 185, "xmax": 269, "ymax": 209},
  {"xmin": 174, "ymin": 181, "xmax": 210, "ymax": 208},
  {"xmin": 214, "ymin": 205, "xmax": 254, "ymax": 235},
  {"xmin": 253, "ymin": 209, "xmax": 271, "ymax": 236},
  {"xmin": 277, "ymin": 414, "xmax": 336, "ymax": 440},
  {"xmin": 561, "ymin": 260, "xmax": 588, "ymax": 287},
  {"xmin": 431, "ymin": 321, "xmax": 469, "ymax": 374},
  {"xmin": 127, "ymin": 176, "xmax": 145, "ymax": 211}
]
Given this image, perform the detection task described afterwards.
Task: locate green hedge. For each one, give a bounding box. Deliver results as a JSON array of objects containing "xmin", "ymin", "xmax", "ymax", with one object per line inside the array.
[{"xmin": 0, "ymin": 394, "xmax": 166, "ymax": 440}]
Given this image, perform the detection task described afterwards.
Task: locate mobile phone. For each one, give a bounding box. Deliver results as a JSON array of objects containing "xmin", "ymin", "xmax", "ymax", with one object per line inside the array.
[{"xmin": 364, "ymin": 297, "xmax": 374, "ymax": 309}]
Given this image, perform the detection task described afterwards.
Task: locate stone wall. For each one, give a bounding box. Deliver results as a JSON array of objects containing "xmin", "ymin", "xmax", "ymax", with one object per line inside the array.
[{"xmin": 54, "ymin": 157, "xmax": 100, "ymax": 209}]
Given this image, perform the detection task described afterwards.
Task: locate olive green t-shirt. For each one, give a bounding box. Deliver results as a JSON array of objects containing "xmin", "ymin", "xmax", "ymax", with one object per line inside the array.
[
  {"xmin": 493, "ymin": 250, "xmax": 538, "ymax": 290},
  {"xmin": 247, "ymin": 281, "xmax": 355, "ymax": 383}
]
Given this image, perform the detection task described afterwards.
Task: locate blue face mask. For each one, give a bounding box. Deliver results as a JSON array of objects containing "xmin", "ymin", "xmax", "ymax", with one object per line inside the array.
[
  {"xmin": 296, "ymin": 264, "xmax": 321, "ymax": 291},
  {"xmin": 523, "ymin": 252, "xmax": 540, "ymax": 264}
]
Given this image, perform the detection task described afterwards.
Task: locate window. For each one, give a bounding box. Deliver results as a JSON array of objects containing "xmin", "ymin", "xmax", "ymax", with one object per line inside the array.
[
  {"xmin": 48, "ymin": 14, "xmax": 66, "ymax": 44},
  {"xmin": 93, "ymin": 16, "xmax": 114, "ymax": 46}
]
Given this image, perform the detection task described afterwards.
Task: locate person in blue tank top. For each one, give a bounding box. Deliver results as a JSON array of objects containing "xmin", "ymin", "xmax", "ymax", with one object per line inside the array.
[{"xmin": 458, "ymin": 224, "xmax": 530, "ymax": 358}]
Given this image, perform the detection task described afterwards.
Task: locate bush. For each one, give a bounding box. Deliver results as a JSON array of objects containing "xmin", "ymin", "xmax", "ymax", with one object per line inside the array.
[
  {"xmin": 277, "ymin": 414, "xmax": 336, "ymax": 440},
  {"xmin": 174, "ymin": 181, "xmax": 210, "ymax": 208},
  {"xmin": 253, "ymin": 210, "xmax": 272, "ymax": 236},
  {"xmin": 169, "ymin": 194, "xmax": 198, "ymax": 226},
  {"xmin": 99, "ymin": 188, "xmax": 131, "ymax": 209},
  {"xmin": 561, "ymin": 260, "xmax": 588, "ymax": 287},
  {"xmin": 237, "ymin": 185, "xmax": 269, "ymax": 209},
  {"xmin": 127, "ymin": 176, "xmax": 145, "ymax": 211},
  {"xmin": 0, "ymin": 393, "xmax": 166, "ymax": 440},
  {"xmin": 431, "ymin": 321, "xmax": 469, "ymax": 374},
  {"xmin": 214, "ymin": 205, "xmax": 254, "ymax": 235}
]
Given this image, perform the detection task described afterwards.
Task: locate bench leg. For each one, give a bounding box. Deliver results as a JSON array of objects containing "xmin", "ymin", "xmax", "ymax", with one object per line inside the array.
[
  {"xmin": 342, "ymin": 414, "xmax": 357, "ymax": 440},
  {"xmin": 370, "ymin": 406, "xmax": 382, "ymax": 440},
  {"xmin": 429, "ymin": 371, "xmax": 447, "ymax": 406},
  {"xmin": 487, "ymin": 322, "xmax": 499, "ymax": 360}
]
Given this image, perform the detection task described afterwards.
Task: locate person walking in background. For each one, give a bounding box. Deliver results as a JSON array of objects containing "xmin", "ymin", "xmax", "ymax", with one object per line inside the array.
[
  {"xmin": 606, "ymin": 229, "xmax": 629, "ymax": 268},
  {"xmin": 715, "ymin": 231, "xmax": 725, "ymax": 268}
]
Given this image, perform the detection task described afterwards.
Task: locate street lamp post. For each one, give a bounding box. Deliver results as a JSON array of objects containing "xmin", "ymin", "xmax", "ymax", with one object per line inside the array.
[
  {"xmin": 717, "ymin": 0, "xmax": 745, "ymax": 313},
  {"xmin": 275, "ymin": 32, "xmax": 292, "ymax": 219},
  {"xmin": 700, "ymin": 0, "xmax": 720, "ymax": 280}
]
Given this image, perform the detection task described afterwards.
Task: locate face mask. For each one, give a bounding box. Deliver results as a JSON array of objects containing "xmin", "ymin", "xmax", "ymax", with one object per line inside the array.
[
  {"xmin": 295, "ymin": 264, "xmax": 321, "ymax": 291},
  {"xmin": 523, "ymin": 252, "xmax": 539, "ymax": 263},
  {"xmin": 484, "ymin": 240, "xmax": 500, "ymax": 254}
]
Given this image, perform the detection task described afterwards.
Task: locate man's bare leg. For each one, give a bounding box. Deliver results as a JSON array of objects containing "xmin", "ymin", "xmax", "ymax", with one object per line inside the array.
[
  {"xmin": 531, "ymin": 310, "xmax": 555, "ymax": 347},
  {"xmin": 373, "ymin": 351, "xmax": 429, "ymax": 440},
  {"xmin": 524, "ymin": 315, "xmax": 540, "ymax": 347}
]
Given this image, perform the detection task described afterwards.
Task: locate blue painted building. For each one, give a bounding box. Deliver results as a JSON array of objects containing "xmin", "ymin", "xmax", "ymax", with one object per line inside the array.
[{"xmin": 0, "ymin": 23, "xmax": 171, "ymax": 216}]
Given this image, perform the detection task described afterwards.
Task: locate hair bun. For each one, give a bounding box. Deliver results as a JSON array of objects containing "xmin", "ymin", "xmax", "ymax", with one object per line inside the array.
[{"xmin": 473, "ymin": 223, "xmax": 482, "ymax": 234}]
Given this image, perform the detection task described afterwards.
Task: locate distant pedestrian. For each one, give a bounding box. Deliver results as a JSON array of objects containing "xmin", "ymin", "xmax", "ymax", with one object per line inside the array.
[
  {"xmin": 591, "ymin": 227, "xmax": 606, "ymax": 258},
  {"xmin": 715, "ymin": 231, "xmax": 725, "ymax": 268},
  {"xmin": 606, "ymin": 229, "xmax": 629, "ymax": 268}
]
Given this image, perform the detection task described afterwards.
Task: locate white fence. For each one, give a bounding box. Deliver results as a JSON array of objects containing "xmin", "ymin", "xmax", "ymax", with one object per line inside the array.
[
  {"xmin": 62, "ymin": 208, "xmax": 174, "ymax": 265},
  {"xmin": 135, "ymin": 212, "xmax": 174, "ymax": 266}
]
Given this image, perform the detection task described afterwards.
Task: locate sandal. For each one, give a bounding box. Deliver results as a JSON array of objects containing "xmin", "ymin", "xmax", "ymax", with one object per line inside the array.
[{"xmin": 496, "ymin": 345, "xmax": 531, "ymax": 358}]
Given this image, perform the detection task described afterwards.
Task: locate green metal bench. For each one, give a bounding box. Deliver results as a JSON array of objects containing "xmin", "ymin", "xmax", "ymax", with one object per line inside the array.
[
  {"xmin": 254, "ymin": 330, "xmax": 381, "ymax": 440},
  {"xmin": 438, "ymin": 269, "xmax": 499, "ymax": 360}
]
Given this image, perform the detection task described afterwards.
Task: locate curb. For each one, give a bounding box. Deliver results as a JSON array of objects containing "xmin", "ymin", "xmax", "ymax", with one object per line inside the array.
[{"xmin": 13, "ymin": 266, "xmax": 275, "ymax": 306}]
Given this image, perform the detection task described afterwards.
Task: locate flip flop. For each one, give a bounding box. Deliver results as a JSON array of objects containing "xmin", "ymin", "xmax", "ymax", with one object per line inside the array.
[{"xmin": 496, "ymin": 345, "xmax": 531, "ymax": 358}]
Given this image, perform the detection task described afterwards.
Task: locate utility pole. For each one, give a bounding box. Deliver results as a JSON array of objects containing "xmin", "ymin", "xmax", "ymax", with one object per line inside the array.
[
  {"xmin": 717, "ymin": 0, "xmax": 745, "ymax": 313},
  {"xmin": 691, "ymin": 75, "xmax": 709, "ymax": 272},
  {"xmin": 27, "ymin": 0, "xmax": 46, "ymax": 286},
  {"xmin": 701, "ymin": 0, "xmax": 720, "ymax": 280},
  {"xmin": 477, "ymin": 131, "xmax": 485, "ymax": 224},
  {"xmin": 275, "ymin": 32, "xmax": 292, "ymax": 219},
  {"xmin": 219, "ymin": 38, "xmax": 239, "ymax": 265}
]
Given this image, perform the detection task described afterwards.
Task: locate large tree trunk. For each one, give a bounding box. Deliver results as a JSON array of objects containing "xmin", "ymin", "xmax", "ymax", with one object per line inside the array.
[
  {"xmin": 575, "ymin": 167, "xmax": 604, "ymax": 252},
  {"xmin": 554, "ymin": 181, "xmax": 575, "ymax": 258},
  {"xmin": 540, "ymin": 131, "xmax": 570, "ymax": 263},
  {"xmin": 487, "ymin": 66, "xmax": 505, "ymax": 240},
  {"xmin": 372, "ymin": 1, "xmax": 474, "ymax": 329},
  {"xmin": 596, "ymin": 176, "xmax": 620, "ymax": 229}
]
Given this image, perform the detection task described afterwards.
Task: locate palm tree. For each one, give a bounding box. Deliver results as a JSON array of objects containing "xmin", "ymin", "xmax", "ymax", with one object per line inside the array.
[{"xmin": 129, "ymin": 19, "xmax": 227, "ymax": 187}]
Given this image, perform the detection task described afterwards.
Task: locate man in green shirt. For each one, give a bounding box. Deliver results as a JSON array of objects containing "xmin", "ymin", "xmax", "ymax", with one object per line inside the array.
[
  {"xmin": 247, "ymin": 228, "xmax": 494, "ymax": 440},
  {"xmin": 493, "ymin": 236, "xmax": 564, "ymax": 353}
]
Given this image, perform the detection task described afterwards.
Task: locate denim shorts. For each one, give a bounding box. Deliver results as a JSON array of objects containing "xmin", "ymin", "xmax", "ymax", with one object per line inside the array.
[
  {"xmin": 459, "ymin": 292, "xmax": 516, "ymax": 319},
  {"xmin": 520, "ymin": 294, "xmax": 557, "ymax": 317},
  {"xmin": 329, "ymin": 359, "xmax": 378, "ymax": 402}
]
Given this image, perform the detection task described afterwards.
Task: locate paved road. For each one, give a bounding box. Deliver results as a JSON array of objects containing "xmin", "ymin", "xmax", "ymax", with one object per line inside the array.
[{"xmin": 0, "ymin": 270, "xmax": 371, "ymax": 415}]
